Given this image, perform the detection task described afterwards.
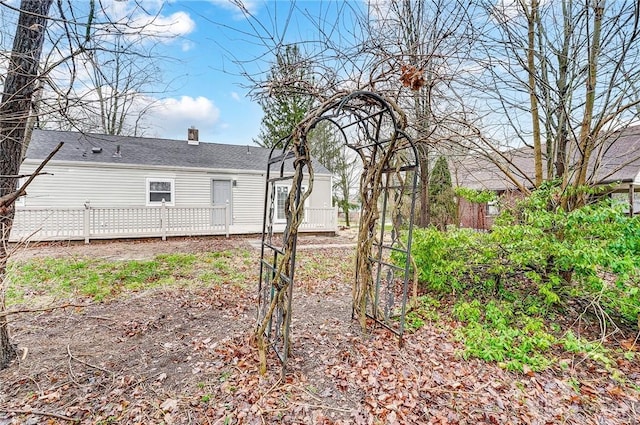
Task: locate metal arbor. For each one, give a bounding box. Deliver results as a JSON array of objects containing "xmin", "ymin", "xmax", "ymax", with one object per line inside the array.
[{"xmin": 256, "ymin": 91, "xmax": 418, "ymax": 375}]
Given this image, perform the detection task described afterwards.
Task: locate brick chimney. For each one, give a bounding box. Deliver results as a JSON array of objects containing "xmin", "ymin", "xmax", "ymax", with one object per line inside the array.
[{"xmin": 187, "ymin": 126, "xmax": 199, "ymax": 145}]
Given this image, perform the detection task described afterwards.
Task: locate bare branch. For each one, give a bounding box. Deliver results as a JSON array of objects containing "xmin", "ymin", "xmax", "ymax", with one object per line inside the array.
[{"xmin": 0, "ymin": 141, "xmax": 63, "ymax": 208}]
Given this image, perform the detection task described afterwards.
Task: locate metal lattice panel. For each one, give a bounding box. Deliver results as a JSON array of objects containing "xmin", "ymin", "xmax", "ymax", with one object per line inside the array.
[{"xmin": 257, "ymin": 91, "xmax": 418, "ymax": 375}]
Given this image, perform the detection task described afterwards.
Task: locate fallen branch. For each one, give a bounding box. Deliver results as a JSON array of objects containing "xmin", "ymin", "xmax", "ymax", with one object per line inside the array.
[
  {"xmin": 256, "ymin": 377, "xmax": 283, "ymax": 404},
  {"xmin": 296, "ymin": 386, "xmax": 354, "ymax": 413},
  {"xmin": 421, "ymin": 385, "xmax": 489, "ymax": 396},
  {"xmin": 0, "ymin": 408, "xmax": 79, "ymax": 423},
  {"xmin": 0, "ymin": 303, "xmax": 92, "ymax": 318},
  {"xmin": 66, "ymin": 345, "xmax": 113, "ymax": 374}
]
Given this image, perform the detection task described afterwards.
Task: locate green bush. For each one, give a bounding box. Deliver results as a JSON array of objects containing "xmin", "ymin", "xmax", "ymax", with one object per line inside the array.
[
  {"xmin": 400, "ymin": 184, "xmax": 640, "ymax": 371},
  {"xmin": 452, "ymin": 300, "xmax": 556, "ymax": 371}
]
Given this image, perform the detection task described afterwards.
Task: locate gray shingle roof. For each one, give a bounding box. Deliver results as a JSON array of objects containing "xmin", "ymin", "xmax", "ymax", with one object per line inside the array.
[
  {"xmin": 592, "ymin": 125, "xmax": 640, "ymax": 184},
  {"xmin": 26, "ymin": 129, "xmax": 331, "ymax": 174},
  {"xmin": 453, "ymin": 125, "xmax": 640, "ymax": 191},
  {"xmin": 452, "ymin": 145, "xmax": 537, "ymax": 191}
]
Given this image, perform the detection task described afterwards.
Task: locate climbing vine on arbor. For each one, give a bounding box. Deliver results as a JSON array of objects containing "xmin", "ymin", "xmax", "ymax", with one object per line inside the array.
[{"xmin": 255, "ymin": 91, "xmax": 419, "ymax": 375}]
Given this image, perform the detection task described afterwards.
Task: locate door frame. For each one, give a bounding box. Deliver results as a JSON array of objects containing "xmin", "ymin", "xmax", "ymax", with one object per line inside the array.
[{"xmin": 212, "ymin": 178, "xmax": 233, "ymax": 225}]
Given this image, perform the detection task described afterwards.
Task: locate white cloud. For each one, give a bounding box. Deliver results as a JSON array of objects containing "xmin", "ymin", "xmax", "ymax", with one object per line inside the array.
[
  {"xmin": 92, "ymin": 2, "xmax": 196, "ymax": 45},
  {"xmin": 146, "ymin": 96, "xmax": 221, "ymax": 140},
  {"xmin": 209, "ymin": 0, "xmax": 260, "ymax": 19},
  {"xmin": 130, "ymin": 11, "xmax": 196, "ymax": 40},
  {"xmin": 181, "ymin": 40, "xmax": 195, "ymax": 52},
  {"xmin": 157, "ymin": 96, "xmax": 220, "ymax": 121},
  {"xmin": 230, "ymin": 92, "xmax": 241, "ymax": 102}
]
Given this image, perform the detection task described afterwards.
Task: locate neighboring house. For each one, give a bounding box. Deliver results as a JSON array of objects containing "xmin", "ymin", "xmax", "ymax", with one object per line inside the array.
[
  {"xmin": 452, "ymin": 125, "xmax": 640, "ymax": 230},
  {"xmin": 13, "ymin": 129, "xmax": 336, "ymax": 242}
]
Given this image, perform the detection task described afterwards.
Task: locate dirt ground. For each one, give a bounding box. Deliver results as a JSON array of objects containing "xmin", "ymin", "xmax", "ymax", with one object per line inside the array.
[
  {"xmin": 9, "ymin": 230, "xmax": 359, "ymax": 262},
  {"xmin": 1, "ymin": 232, "xmax": 639, "ymax": 424}
]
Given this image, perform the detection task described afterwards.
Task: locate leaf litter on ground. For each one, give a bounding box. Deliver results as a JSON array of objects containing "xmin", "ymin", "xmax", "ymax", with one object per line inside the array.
[{"xmin": 0, "ymin": 236, "xmax": 638, "ymax": 424}]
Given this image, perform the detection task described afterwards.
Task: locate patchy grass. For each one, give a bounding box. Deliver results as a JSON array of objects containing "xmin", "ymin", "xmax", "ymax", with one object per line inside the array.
[
  {"xmin": 1, "ymin": 240, "xmax": 639, "ymax": 424},
  {"xmin": 7, "ymin": 249, "xmax": 254, "ymax": 304}
]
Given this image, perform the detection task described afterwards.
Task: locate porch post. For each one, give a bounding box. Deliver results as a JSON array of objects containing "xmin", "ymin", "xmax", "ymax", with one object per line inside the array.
[
  {"xmin": 83, "ymin": 201, "xmax": 90, "ymax": 244},
  {"xmin": 225, "ymin": 201, "xmax": 230, "ymax": 238},
  {"xmin": 161, "ymin": 200, "xmax": 167, "ymax": 241}
]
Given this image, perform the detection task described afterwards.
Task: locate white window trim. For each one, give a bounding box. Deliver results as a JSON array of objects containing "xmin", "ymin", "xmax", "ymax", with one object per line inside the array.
[
  {"xmin": 146, "ymin": 177, "xmax": 175, "ymax": 206},
  {"xmin": 274, "ymin": 183, "xmax": 308, "ymax": 223}
]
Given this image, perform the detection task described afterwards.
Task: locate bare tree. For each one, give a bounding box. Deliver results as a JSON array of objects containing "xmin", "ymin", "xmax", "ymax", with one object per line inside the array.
[
  {"xmin": 0, "ymin": 0, "xmax": 184, "ymax": 369},
  {"xmin": 363, "ymin": 0, "xmax": 477, "ymax": 227},
  {"xmin": 40, "ymin": 30, "xmax": 170, "ymax": 136},
  {"xmin": 222, "ymin": 0, "xmax": 476, "ymax": 227},
  {"xmin": 469, "ymin": 0, "xmax": 640, "ymax": 209},
  {"xmin": 0, "ymin": 0, "xmax": 54, "ymax": 370}
]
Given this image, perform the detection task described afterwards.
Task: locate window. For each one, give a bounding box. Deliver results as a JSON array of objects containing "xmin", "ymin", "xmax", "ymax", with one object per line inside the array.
[
  {"xmin": 487, "ymin": 200, "xmax": 499, "ymax": 216},
  {"xmin": 612, "ymin": 192, "xmax": 640, "ymax": 215},
  {"xmin": 274, "ymin": 184, "xmax": 307, "ymax": 223},
  {"xmin": 146, "ymin": 178, "xmax": 174, "ymax": 206}
]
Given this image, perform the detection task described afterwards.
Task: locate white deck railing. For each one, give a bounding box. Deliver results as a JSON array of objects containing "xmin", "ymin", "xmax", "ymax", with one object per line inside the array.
[
  {"xmin": 300, "ymin": 206, "xmax": 338, "ymax": 230},
  {"xmin": 11, "ymin": 204, "xmax": 337, "ymax": 243}
]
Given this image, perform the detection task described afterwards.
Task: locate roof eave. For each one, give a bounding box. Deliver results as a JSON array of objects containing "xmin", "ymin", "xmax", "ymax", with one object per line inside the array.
[{"xmin": 21, "ymin": 158, "xmax": 333, "ymax": 176}]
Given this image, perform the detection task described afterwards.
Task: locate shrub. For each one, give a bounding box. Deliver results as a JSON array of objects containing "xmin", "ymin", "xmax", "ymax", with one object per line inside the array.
[{"xmin": 399, "ymin": 185, "xmax": 640, "ymax": 371}]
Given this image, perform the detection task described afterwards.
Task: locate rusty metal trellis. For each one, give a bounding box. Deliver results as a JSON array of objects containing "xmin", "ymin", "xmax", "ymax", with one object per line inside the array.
[{"xmin": 257, "ymin": 91, "xmax": 418, "ymax": 375}]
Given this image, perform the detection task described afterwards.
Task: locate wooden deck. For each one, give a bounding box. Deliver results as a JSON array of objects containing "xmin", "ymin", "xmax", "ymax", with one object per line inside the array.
[{"xmin": 11, "ymin": 205, "xmax": 337, "ymax": 243}]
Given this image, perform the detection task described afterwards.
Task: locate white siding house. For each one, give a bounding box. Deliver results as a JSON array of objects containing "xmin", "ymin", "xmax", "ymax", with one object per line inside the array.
[{"xmin": 13, "ymin": 130, "xmax": 336, "ymax": 242}]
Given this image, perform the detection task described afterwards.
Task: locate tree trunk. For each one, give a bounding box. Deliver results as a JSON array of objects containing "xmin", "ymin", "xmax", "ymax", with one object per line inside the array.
[
  {"xmin": 340, "ymin": 174, "xmax": 351, "ymax": 227},
  {"xmin": 342, "ymin": 203, "xmax": 351, "ymax": 228},
  {"xmin": 417, "ymin": 142, "xmax": 430, "ymax": 228},
  {"xmin": 0, "ymin": 0, "xmax": 54, "ymax": 370},
  {"xmin": 574, "ymin": 1, "xmax": 604, "ymax": 204},
  {"xmin": 525, "ymin": 0, "xmax": 543, "ymax": 187},
  {"xmin": 555, "ymin": 0, "xmax": 572, "ymax": 204}
]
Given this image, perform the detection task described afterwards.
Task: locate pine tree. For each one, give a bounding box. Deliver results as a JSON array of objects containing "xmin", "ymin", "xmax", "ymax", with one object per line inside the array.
[
  {"xmin": 428, "ymin": 156, "xmax": 456, "ymax": 231},
  {"xmin": 255, "ymin": 46, "xmax": 360, "ymax": 226},
  {"xmin": 254, "ymin": 45, "xmax": 314, "ymax": 148}
]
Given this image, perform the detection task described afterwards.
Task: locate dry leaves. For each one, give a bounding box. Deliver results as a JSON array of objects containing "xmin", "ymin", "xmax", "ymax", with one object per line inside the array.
[
  {"xmin": 1, "ymin": 245, "xmax": 638, "ymax": 424},
  {"xmin": 399, "ymin": 64, "xmax": 426, "ymax": 91}
]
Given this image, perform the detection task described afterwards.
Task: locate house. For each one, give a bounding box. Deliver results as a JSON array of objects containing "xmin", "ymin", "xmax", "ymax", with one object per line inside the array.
[
  {"xmin": 452, "ymin": 125, "xmax": 640, "ymax": 230},
  {"xmin": 13, "ymin": 129, "xmax": 336, "ymax": 242}
]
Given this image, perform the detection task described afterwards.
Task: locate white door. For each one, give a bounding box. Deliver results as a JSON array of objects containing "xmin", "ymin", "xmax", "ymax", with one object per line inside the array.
[{"xmin": 212, "ymin": 180, "xmax": 232, "ymax": 225}]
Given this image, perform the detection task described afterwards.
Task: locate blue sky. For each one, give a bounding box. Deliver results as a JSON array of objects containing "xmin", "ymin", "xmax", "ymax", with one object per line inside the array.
[
  {"xmin": 151, "ymin": 1, "xmax": 265, "ymax": 145},
  {"xmin": 0, "ymin": 1, "xmax": 354, "ymax": 145},
  {"xmin": 138, "ymin": 0, "xmax": 356, "ymax": 145}
]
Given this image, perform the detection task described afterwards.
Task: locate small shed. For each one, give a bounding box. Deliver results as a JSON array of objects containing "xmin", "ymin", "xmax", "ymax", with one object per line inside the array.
[{"xmin": 13, "ymin": 129, "xmax": 336, "ymax": 242}]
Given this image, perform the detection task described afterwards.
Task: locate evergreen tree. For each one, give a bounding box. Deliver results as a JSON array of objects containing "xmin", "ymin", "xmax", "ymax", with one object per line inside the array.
[
  {"xmin": 254, "ymin": 45, "xmax": 313, "ymax": 148},
  {"xmin": 428, "ymin": 156, "xmax": 456, "ymax": 231},
  {"xmin": 309, "ymin": 122, "xmax": 358, "ymax": 227},
  {"xmin": 255, "ymin": 46, "xmax": 359, "ymax": 226}
]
